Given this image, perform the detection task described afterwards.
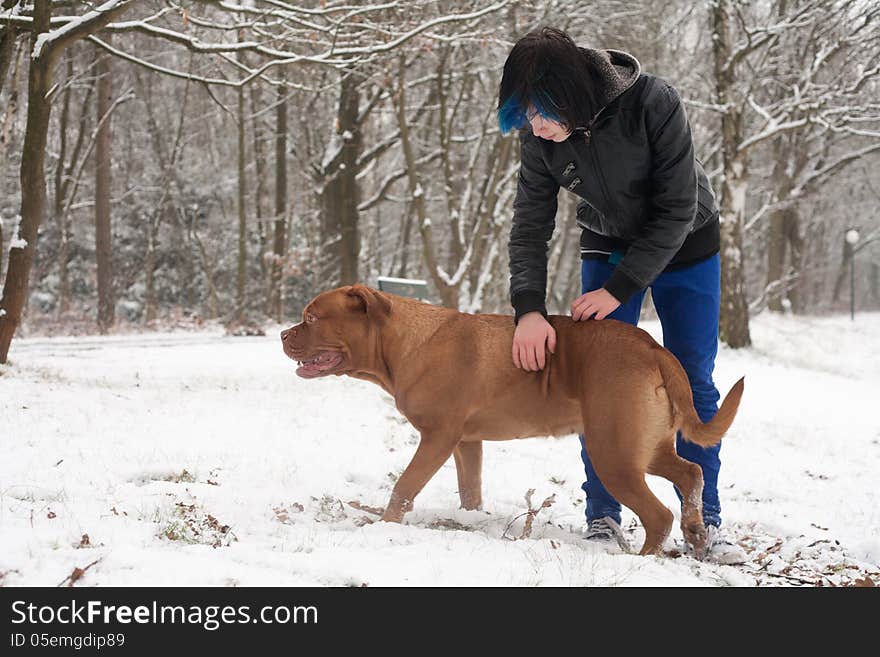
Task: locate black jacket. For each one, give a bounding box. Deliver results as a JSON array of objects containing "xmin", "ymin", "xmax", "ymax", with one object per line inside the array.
[{"xmin": 509, "ymin": 49, "xmax": 720, "ymax": 322}]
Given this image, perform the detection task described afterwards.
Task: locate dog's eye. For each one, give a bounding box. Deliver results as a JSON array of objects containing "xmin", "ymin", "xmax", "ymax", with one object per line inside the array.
[{"xmin": 306, "ymin": 313, "xmax": 317, "ymax": 324}]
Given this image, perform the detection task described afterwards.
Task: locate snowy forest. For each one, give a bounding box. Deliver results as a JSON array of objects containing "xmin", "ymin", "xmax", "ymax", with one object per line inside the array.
[{"xmin": 1, "ymin": 0, "xmax": 879, "ymax": 361}]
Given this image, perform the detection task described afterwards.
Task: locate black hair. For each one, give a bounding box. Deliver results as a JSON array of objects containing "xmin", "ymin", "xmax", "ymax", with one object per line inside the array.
[{"xmin": 497, "ymin": 26, "xmax": 601, "ymax": 134}]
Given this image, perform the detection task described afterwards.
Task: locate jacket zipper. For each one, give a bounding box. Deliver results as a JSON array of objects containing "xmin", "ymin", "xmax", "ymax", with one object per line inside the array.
[{"xmin": 582, "ymin": 101, "xmax": 612, "ymax": 143}]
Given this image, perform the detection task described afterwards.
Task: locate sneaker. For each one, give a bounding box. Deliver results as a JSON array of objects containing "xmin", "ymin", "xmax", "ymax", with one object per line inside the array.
[
  {"xmin": 583, "ymin": 517, "xmax": 629, "ymax": 551},
  {"xmin": 703, "ymin": 525, "xmax": 748, "ymax": 565}
]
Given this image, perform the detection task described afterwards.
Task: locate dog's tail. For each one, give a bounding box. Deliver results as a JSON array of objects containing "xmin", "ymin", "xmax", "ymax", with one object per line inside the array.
[{"xmin": 658, "ymin": 349, "xmax": 744, "ymax": 447}]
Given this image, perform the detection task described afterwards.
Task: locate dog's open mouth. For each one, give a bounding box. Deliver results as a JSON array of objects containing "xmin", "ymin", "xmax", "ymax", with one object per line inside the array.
[{"xmin": 295, "ymin": 351, "xmax": 345, "ymax": 378}]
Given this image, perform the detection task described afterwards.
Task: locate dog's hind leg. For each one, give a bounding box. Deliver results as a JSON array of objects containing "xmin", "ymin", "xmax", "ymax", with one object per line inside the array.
[
  {"xmin": 648, "ymin": 446, "xmax": 707, "ymax": 557},
  {"xmin": 453, "ymin": 441, "xmax": 483, "ymax": 510},
  {"xmin": 582, "ymin": 412, "xmax": 674, "ymax": 555},
  {"xmin": 584, "ymin": 445, "xmax": 674, "ymax": 555},
  {"xmin": 607, "ymin": 474, "xmax": 673, "ymax": 556}
]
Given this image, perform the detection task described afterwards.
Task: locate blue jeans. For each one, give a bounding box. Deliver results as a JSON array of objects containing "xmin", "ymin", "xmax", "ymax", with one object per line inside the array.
[{"xmin": 579, "ymin": 254, "xmax": 723, "ymax": 527}]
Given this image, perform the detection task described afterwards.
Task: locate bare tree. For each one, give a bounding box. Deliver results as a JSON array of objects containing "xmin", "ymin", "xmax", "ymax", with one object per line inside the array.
[
  {"xmin": 4, "ymin": 0, "xmax": 878, "ymax": 347},
  {"xmin": 752, "ymin": 1, "xmax": 880, "ymax": 313},
  {"xmin": 1, "ymin": 0, "xmax": 512, "ymax": 356},
  {"xmin": 320, "ymin": 69, "xmax": 364, "ymax": 287},
  {"xmin": 268, "ymin": 79, "xmax": 288, "ymax": 321},
  {"xmin": 0, "ymin": 25, "xmax": 24, "ymax": 288},
  {"xmin": 704, "ymin": 0, "xmax": 879, "ymax": 345},
  {"xmin": 711, "ymin": 0, "xmax": 754, "ymax": 347},
  {"xmin": 236, "ymin": 34, "xmax": 247, "ymax": 321},
  {"xmin": 94, "ymin": 37, "xmax": 115, "ymax": 333},
  {"xmin": 0, "ymin": 0, "xmax": 134, "ymax": 363},
  {"xmin": 54, "ymin": 53, "xmax": 95, "ymax": 316}
]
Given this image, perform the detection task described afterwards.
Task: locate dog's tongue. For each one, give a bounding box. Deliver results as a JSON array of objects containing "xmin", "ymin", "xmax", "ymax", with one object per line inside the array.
[
  {"xmin": 296, "ymin": 352, "xmax": 343, "ymax": 377},
  {"xmin": 296, "ymin": 362, "xmax": 319, "ymax": 376}
]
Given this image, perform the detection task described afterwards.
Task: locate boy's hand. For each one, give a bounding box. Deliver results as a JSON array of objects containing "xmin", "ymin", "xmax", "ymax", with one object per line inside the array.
[
  {"xmin": 513, "ymin": 312, "xmax": 556, "ymax": 371},
  {"xmin": 571, "ymin": 288, "xmax": 621, "ymax": 321}
]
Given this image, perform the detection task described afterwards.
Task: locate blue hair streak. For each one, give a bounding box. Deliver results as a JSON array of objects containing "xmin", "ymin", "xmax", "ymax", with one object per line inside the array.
[{"xmin": 497, "ymin": 90, "xmax": 564, "ymax": 134}]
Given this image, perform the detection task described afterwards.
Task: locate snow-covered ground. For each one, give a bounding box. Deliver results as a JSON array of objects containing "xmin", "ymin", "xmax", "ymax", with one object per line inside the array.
[{"xmin": 1, "ymin": 312, "xmax": 878, "ymax": 587}]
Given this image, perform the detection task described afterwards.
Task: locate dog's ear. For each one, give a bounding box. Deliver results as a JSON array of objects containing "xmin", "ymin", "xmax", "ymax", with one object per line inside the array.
[{"xmin": 346, "ymin": 284, "xmax": 392, "ymax": 321}]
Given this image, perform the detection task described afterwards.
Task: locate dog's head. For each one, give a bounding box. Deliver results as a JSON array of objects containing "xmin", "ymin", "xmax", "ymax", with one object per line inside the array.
[{"xmin": 281, "ymin": 284, "xmax": 392, "ymax": 378}]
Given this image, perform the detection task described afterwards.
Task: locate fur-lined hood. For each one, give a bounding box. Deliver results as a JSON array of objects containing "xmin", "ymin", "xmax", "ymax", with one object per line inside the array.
[{"xmin": 579, "ymin": 47, "xmax": 642, "ymax": 110}]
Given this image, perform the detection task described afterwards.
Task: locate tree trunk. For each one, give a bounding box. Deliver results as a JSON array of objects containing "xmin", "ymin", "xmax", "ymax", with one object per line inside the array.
[
  {"xmin": 766, "ymin": 134, "xmax": 789, "ymax": 313},
  {"xmin": 55, "ymin": 53, "xmax": 72, "ymax": 316},
  {"xmin": 145, "ymin": 223, "xmax": 157, "ymax": 322},
  {"xmin": 321, "ymin": 70, "xmax": 361, "ymax": 286},
  {"xmin": 871, "ymin": 262, "xmax": 879, "ymax": 304},
  {"xmin": 0, "ymin": 30, "xmax": 23, "ymax": 287},
  {"xmin": 766, "ymin": 208, "xmax": 786, "ymax": 312},
  {"xmin": 190, "ymin": 212, "xmax": 218, "ymax": 320},
  {"xmin": 393, "ymin": 54, "xmax": 457, "ymax": 308},
  {"xmin": 466, "ymin": 134, "xmax": 514, "ymax": 304},
  {"xmin": 0, "ymin": 26, "xmax": 17, "ymax": 98},
  {"xmin": 784, "ymin": 208, "xmax": 805, "ymax": 313},
  {"xmin": 712, "ymin": 0, "xmax": 751, "ymax": 348},
  {"xmin": 0, "ymin": 0, "xmax": 53, "ymax": 363},
  {"xmin": 337, "ymin": 73, "xmax": 361, "ymax": 286},
  {"xmin": 236, "ymin": 60, "xmax": 247, "ymax": 321},
  {"xmin": 436, "ymin": 47, "xmax": 463, "ymax": 279},
  {"xmin": 235, "ymin": 34, "xmax": 248, "ymax": 321},
  {"xmin": 54, "ymin": 72, "xmax": 100, "ymax": 317},
  {"xmin": 94, "ymin": 38, "xmax": 114, "ymax": 333},
  {"xmin": 249, "ymin": 82, "xmax": 269, "ymax": 290},
  {"xmin": 55, "ymin": 53, "xmax": 95, "ymax": 316},
  {"xmin": 395, "ymin": 200, "xmax": 413, "ymax": 279},
  {"xmin": 268, "ymin": 81, "xmax": 287, "ymax": 321}
]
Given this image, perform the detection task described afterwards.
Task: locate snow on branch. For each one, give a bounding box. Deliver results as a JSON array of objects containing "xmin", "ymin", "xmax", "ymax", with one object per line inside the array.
[
  {"xmin": 791, "ymin": 142, "xmax": 880, "ymax": 198},
  {"xmin": 87, "ymin": 34, "xmax": 338, "ymax": 88},
  {"xmin": 726, "ymin": 1, "xmax": 817, "ymax": 74},
  {"xmin": 31, "ymin": 0, "xmax": 135, "ymax": 61},
  {"xmin": 8, "ymin": 0, "xmax": 513, "ymax": 88},
  {"xmin": 317, "ymin": 1, "xmax": 511, "ymax": 57}
]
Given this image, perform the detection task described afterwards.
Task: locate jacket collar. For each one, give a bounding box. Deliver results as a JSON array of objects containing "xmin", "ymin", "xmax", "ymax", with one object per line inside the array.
[{"xmin": 579, "ymin": 47, "xmax": 641, "ymax": 111}]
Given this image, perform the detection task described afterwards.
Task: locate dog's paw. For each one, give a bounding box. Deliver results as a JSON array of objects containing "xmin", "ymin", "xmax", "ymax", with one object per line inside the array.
[{"xmin": 682, "ymin": 521, "xmax": 708, "ymax": 559}]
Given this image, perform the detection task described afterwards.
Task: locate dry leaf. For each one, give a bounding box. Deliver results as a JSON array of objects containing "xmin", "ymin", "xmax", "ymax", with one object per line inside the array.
[
  {"xmin": 67, "ymin": 568, "xmax": 85, "ymax": 586},
  {"xmin": 59, "ymin": 558, "xmax": 101, "ymax": 587},
  {"xmin": 347, "ymin": 500, "xmax": 383, "ymax": 516},
  {"xmin": 540, "ymin": 494, "xmax": 556, "ymax": 510}
]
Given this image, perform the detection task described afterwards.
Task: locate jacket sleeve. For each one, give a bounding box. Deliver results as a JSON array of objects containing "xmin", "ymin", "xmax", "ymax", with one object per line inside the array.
[
  {"xmin": 603, "ymin": 81, "xmax": 698, "ymax": 304},
  {"xmin": 509, "ymin": 131, "xmax": 559, "ymax": 322}
]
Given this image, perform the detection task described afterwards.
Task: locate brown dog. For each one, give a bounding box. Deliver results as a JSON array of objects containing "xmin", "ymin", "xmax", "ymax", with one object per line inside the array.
[{"xmin": 281, "ymin": 284, "xmax": 744, "ymax": 556}]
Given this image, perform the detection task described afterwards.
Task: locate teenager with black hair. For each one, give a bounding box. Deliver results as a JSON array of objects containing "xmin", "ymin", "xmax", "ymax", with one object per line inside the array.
[{"xmin": 498, "ymin": 26, "xmax": 745, "ymax": 564}]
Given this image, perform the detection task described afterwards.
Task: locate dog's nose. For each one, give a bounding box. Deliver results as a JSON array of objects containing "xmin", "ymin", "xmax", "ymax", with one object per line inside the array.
[{"xmin": 281, "ymin": 328, "xmax": 293, "ymax": 342}]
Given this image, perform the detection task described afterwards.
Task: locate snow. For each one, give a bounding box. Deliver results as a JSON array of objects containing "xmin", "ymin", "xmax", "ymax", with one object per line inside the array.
[
  {"xmin": 32, "ymin": 0, "xmax": 130, "ymax": 60},
  {"xmin": 1, "ymin": 313, "xmax": 878, "ymax": 587},
  {"xmin": 5, "ymin": 215, "xmax": 26, "ymax": 251},
  {"xmin": 321, "ymin": 132, "xmax": 342, "ymax": 172},
  {"xmin": 376, "ymin": 275, "xmax": 427, "ymax": 286}
]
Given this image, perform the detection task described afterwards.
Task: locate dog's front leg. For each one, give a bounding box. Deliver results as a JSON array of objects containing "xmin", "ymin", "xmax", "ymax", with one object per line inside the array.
[
  {"xmin": 381, "ymin": 432, "xmax": 459, "ymax": 523},
  {"xmin": 453, "ymin": 440, "xmax": 483, "ymax": 510}
]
